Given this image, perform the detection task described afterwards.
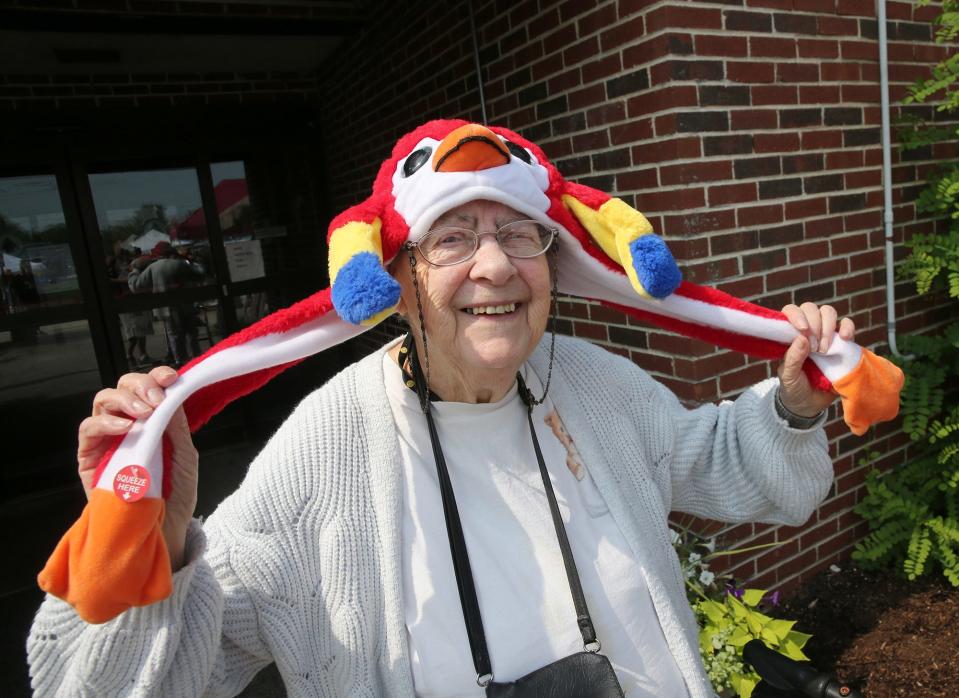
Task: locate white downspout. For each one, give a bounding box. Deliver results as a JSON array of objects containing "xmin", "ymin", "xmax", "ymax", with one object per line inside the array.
[{"xmin": 878, "ymin": 0, "xmax": 907, "ymax": 357}]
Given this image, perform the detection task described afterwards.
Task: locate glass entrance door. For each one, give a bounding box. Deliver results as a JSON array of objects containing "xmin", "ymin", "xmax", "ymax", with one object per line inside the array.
[
  {"xmin": 86, "ymin": 166, "xmax": 225, "ymax": 371},
  {"xmin": 0, "ymin": 173, "xmax": 106, "ymax": 501}
]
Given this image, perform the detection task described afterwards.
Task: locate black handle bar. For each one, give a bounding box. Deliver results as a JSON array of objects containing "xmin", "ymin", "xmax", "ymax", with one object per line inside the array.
[{"xmin": 743, "ymin": 640, "xmax": 864, "ymax": 698}]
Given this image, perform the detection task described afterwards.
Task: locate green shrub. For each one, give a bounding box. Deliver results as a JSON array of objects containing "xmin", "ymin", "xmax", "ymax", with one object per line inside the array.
[{"xmin": 852, "ymin": 0, "xmax": 959, "ymax": 586}]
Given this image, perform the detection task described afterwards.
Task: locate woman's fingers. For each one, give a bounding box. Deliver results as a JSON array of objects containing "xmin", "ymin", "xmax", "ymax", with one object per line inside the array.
[
  {"xmin": 817, "ymin": 304, "xmax": 838, "ymax": 353},
  {"xmin": 92, "ymin": 387, "xmax": 153, "ymax": 419},
  {"xmin": 782, "ymin": 303, "xmax": 849, "ymax": 353},
  {"xmin": 838, "ymin": 316, "xmax": 856, "ymax": 341}
]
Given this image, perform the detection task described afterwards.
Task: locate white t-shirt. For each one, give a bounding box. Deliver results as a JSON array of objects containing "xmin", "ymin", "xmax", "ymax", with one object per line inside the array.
[{"xmin": 384, "ymin": 349, "xmax": 689, "ymax": 697}]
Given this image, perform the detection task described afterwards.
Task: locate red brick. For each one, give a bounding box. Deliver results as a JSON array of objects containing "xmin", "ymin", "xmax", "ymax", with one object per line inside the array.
[
  {"xmin": 586, "ymin": 101, "xmax": 626, "ymax": 127},
  {"xmin": 801, "ymin": 130, "xmax": 843, "ymax": 149},
  {"xmin": 739, "ymin": 203, "xmax": 785, "ymax": 227},
  {"xmin": 719, "ymin": 362, "xmax": 770, "ymax": 393},
  {"xmin": 728, "ymin": 61, "xmax": 776, "ymax": 84},
  {"xmin": 635, "ymin": 187, "xmax": 707, "ymax": 211},
  {"xmin": 717, "ymin": 276, "xmax": 764, "ymax": 298},
  {"xmin": 794, "ymin": 0, "xmax": 837, "ymax": 10},
  {"xmin": 653, "ymin": 113, "xmax": 677, "ymax": 137},
  {"xmin": 754, "ymin": 133, "xmax": 800, "ymax": 153},
  {"xmin": 708, "ymin": 182, "xmax": 758, "ymax": 206},
  {"xmin": 821, "ymin": 62, "xmax": 860, "ymax": 81},
  {"xmin": 750, "ymin": 36, "xmax": 797, "ymax": 58},
  {"xmin": 767, "ymin": 266, "xmax": 810, "ymax": 290},
  {"xmin": 648, "ymin": 333, "xmax": 715, "ymax": 357},
  {"xmin": 622, "ymin": 33, "xmax": 693, "ymax": 69},
  {"xmin": 837, "ymin": 0, "xmax": 875, "ymax": 16},
  {"xmin": 830, "ymin": 233, "xmax": 869, "ymax": 255},
  {"xmin": 576, "ymin": 3, "xmax": 619, "ymax": 37},
  {"xmin": 696, "ymin": 34, "xmax": 749, "ymax": 57},
  {"xmin": 571, "ymin": 130, "xmax": 610, "ymax": 151},
  {"xmin": 660, "ymin": 160, "xmax": 732, "ymax": 186},
  {"xmin": 840, "ymin": 40, "xmax": 877, "ymax": 61},
  {"xmin": 632, "ymin": 136, "xmax": 701, "ymax": 164},
  {"xmin": 752, "ymin": 85, "xmax": 799, "ymax": 105},
  {"xmin": 835, "ymin": 271, "xmax": 873, "ymax": 295},
  {"xmin": 573, "ymin": 320, "xmax": 609, "ymax": 341},
  {"xmin": 789, "ymin": 241, "xmax": 830, "ymax": 263},
  {"xmin": 675, "ymin": 352, "xmax": 746, "ymax": 382},
  {"xmin": 799, "ymin": 85, "xmax": 841, "ymax": 103},
  {"xmin": 777, "ymin": 63, "xmax": 819, "ymax": 82},
  {"xmin": 616, "ymin": 168, "xmax": 658, "ymax": 191},
  {"xmin": 563, "ymin": 36, "xmax": 599, "ymax": 66},
  {"xmin": 609, "ymin": 118, "xmax": 653, "ymax": 144},
  {"xmin": 646, "ymin": 5, "xmax": 722, "ymax": 33},
  {"xmin": 798, "ymin": 39, "xmax": 840, "ymax": 59},
  {"xmin": 581, "ymin": 54, "xmax": 621, "ymax": 83},
  {"xmin": 785, "ymin": 197, "xmax": 828, "ymax": 219},
  {"xmin": 826, "ymin": 150, "xmax": 864, "ymax": 169},
  {"xmin": 599, "ymin": 14, "xmax": 645, "ymax": 51},
  {"xmin": 626, "ymin": 85, "xmax": 697, "ymax": 118},
  {"xmin": 732, "ymin": 109, "xmax": 777, "ymax": 130},
  {"xmin": 684, "ymin": 257, "xmax": 741, "ymax": 283},
  {"xmin": 844, "ymin": 170, "xmax": 881, "ymax": 189},
  {"xmin": 665, "ymin": 209, "xmax": 737, "ymax": 235},
  {"xmin": 547, "ymin": 68, "xmax": 581, "ymax": 93},
  {"xmin": 568, "ymin": 84, "xmax": 606, "ymax": 110},
  {"xmin": 817, "ymin": 16, "xmax": 859, "ymax": 35},
  {"xmin": 630, "ymin": 350, "xmax": 674, "ymax": 375}
]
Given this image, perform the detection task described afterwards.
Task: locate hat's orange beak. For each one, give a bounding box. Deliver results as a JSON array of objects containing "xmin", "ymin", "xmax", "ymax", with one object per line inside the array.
[{"xmin": 433, "ymin": 124, "xmax": 510, "ymax": 173}]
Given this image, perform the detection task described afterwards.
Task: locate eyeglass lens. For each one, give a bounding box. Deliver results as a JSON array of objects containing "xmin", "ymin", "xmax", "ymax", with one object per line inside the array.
[{"xmin": 418, "ymin": 220, "xmax": 552, "ymax": 265}]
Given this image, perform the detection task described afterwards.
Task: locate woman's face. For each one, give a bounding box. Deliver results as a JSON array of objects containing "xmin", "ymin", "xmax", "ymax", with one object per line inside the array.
[{"xmin": 394, "ymin": 199, "xmax": 552, "ymax": 384}]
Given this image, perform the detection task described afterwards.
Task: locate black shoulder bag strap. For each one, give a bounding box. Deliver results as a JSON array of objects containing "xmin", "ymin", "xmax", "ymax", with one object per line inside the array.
[{"xmin": 406, "ymin": 340, "xmax": 611, "ymax": 690}]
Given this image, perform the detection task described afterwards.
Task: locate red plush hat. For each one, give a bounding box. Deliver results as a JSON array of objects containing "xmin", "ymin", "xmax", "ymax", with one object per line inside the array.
[{"xmin": 39, "ymin": 119, "xmax": 903, "ymax": 623}]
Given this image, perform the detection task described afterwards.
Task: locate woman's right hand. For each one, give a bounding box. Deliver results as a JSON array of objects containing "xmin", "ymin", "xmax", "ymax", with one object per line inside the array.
[{"xmin": 77, "ymin": 366, "xmax": 199, "ymax": 571}]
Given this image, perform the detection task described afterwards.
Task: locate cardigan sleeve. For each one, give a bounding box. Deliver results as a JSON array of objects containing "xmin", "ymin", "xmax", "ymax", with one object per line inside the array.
[
  {"xmin": 545, "ymin": 335, "xmax": 833, "ymax": 528},
  {"xmin": 650, "ymin": 375, "xmax": 833, "ymax": 527},
  {"xmin": 26, "ymin": 392, "xmax": 331, "ymax": 697}
]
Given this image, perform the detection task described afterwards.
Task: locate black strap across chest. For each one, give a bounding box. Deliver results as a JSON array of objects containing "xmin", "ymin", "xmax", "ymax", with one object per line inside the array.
[{"xmin": 401, "ymin": 336, "xmax": 600, "ymax": 683}]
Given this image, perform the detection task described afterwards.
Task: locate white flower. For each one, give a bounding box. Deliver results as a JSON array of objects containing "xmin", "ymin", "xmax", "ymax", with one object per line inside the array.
[
  {"xmin": 704, "ymin": 538, "xmax": 716, "ymax": 553},
  {"xmin": 688, "ymin": 552, "xmax": 701, "ymax": 564},
  {"xmin": 699, "ymin": 570, "xmax": 715, "ymax": 586}
]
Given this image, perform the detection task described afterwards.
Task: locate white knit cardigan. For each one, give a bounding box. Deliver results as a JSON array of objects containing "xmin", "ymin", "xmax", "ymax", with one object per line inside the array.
[{"xmin": 28, "ymin": 335, "xmax": 832, "ymax": 697}]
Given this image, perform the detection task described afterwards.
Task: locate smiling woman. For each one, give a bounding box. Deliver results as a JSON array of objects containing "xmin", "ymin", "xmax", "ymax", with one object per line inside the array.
[
  {"xmin": 29, "ymin": 119, "xmax": 901, "ymax": 698},
  {"xmin": 389, "ymin": 200, "xmax": 554, "ymax": 404}
]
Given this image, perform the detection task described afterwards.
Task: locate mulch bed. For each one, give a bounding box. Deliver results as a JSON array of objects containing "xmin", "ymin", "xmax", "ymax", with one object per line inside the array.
[{"xmin": 779, "ymin": 565, "xmax": 959, "ymax": 698}]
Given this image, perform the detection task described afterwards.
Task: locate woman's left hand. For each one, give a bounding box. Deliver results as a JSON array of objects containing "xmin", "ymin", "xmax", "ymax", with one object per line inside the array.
[{"xmin": 777, "ymin": 302, "xmax": 856, "ymax": 417}]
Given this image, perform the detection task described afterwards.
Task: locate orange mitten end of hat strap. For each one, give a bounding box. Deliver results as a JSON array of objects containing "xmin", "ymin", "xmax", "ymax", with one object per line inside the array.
[
  {"xmin": 37, "ymin": 490, "xmax": 171, "ymax": 624},
  {"xmin": 831, "ymin": 348, "xmax": 905, "ymax": 436}
]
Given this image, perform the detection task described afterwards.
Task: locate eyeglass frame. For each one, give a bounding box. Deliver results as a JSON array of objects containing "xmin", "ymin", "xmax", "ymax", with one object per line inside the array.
[{"xmin": 403, "ymin": 219, "xmax": 558, "ymax": 267}]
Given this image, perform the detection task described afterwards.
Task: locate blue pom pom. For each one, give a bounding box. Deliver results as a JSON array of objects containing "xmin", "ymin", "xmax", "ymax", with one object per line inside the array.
[
  {"xmin": 331, "ymin": 252, "xmax": 401, "ymax": 324},
  {"xmin": 629, "ymin": 235, "xmax": 682, "ymax": 299}
]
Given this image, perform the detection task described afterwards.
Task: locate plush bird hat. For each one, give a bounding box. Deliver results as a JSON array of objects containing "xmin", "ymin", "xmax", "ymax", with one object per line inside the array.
[{"xmin": 39, "ymin": 119, "xmax": 904, "ymax": 623}]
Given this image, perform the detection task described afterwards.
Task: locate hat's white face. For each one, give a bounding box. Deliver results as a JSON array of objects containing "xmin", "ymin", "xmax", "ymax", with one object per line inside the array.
[
  {"xmin": 394, "ymin": 199, "xmax": 552, "ymax": 402},
  {"xmin": 391, "ymin": 134, "xmax": 553, "ymax": 243}
]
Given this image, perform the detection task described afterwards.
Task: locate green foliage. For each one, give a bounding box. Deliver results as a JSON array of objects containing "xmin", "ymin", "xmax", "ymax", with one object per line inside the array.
[
  {"xmin": 671, "ymin": 526, "xmax": 811, "ymax": 697},
  {"xmin": 695, "ymin": 590, "xmax": 811, "ymax": 698},
  {"xmin": 853, "ymin": 1, "xmax": 959, "ymax": 586}
]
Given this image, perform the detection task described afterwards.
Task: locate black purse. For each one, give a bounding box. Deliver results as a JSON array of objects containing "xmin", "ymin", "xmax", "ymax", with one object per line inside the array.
[{"xmin": 407, "ymin": 341, "xmax": 625, "ymax": 697}]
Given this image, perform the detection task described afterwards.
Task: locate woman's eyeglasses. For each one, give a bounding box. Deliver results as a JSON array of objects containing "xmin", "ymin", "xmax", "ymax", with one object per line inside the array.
[{"xmin": 405, "ymin": 220, "xmax": 557, "ymax": 267}]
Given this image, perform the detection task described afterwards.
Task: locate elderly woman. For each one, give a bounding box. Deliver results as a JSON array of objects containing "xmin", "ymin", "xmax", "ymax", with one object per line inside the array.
[{"xmin": 29, "ymin": 122, "xmax": 867, "ymax": 698}]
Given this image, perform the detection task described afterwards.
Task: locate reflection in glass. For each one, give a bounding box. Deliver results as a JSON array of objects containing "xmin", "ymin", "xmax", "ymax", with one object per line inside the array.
[
  {"xmin": 234, "ymin": 291, "xmax": 270, "ymax": 328},
  {"xmin": 212, "ymin": 161, "xmax": 272, "ymax": 284},
  {"xmin": 0, "ymin": 175, "xmax": 82, "ymax": 314},
  {"xmin": 88, "ymin": 168, "xmax": 214, "ymax": 300},
  {"xmin": 0, "ymin": 319, "xmax": 99, "ymax": 407}
]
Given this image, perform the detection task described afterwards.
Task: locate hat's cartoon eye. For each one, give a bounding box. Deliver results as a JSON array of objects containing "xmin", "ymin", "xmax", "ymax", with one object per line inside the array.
[
  {"xmin": 504, "ymin": 140, "xmax": 532, "ymax": 164},
  {"xmin": 403, "ymin": 147, "xmax": 432, "ymax": 177}
]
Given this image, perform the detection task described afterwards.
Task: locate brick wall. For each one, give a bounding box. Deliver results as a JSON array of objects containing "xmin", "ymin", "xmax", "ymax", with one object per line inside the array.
[{"xmin": 317, "ymin": 0, "xmax": 955, "ymax": 593}]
